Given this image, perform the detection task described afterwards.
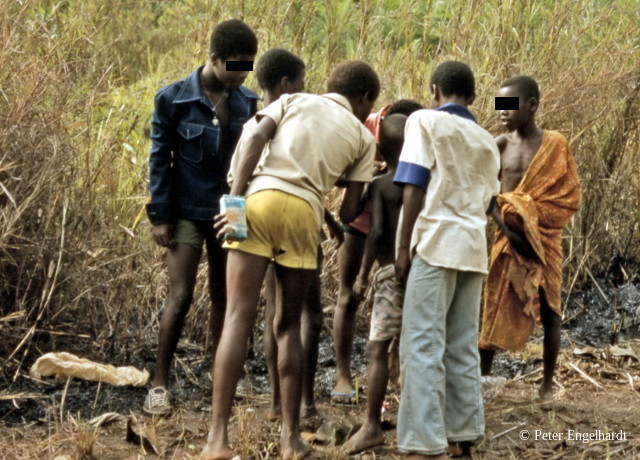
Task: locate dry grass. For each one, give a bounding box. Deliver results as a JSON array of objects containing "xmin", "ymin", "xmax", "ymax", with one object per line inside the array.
[{"xmin": 1, "ymin": 0, "xmax": 640, "ymax": 456}]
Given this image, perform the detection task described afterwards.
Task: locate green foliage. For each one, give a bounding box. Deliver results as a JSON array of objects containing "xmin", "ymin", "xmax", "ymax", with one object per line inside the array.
[{"xmin": 1, "ymin": 0, "xmax": 639, "ymax": 363}]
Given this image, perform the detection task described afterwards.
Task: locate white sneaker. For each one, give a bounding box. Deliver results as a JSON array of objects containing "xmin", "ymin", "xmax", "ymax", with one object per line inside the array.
[
  {"xmin": 143, "ymin": 387, "xmax": 171, "ymax": 415},
  {"xmin": 482, "ymin": 376, "xmax": 507, "ymax": 404}
]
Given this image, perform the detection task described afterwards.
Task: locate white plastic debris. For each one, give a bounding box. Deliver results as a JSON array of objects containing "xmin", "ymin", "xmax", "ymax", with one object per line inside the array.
[{"xmin": 29, "ymin": 352, "xmax": 149, "ymax": 386}]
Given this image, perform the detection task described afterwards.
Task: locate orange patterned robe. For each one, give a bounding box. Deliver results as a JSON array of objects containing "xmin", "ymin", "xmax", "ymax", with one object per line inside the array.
[{"xmin": 479, "ymin": 131, "xmax": 581, "ymax": 351}]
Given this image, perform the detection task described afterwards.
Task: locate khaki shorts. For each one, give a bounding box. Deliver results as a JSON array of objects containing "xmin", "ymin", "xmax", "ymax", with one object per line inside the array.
[
  {"xmin": 369, "ymin": 264, "xmax": 405, "ymax": 342},
  {"xmin": 224, "ymin": 190, "xmax": 320, "ymax": 269},
  {"xmin": 173, "ymin": 218, "xmax": 216, "ymax": 249}
]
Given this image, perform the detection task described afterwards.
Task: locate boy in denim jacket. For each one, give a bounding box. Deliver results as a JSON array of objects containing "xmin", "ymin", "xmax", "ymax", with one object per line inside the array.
[{"xmin": 144, "ymin": 19, "xmax": 258, "ymax": 415}]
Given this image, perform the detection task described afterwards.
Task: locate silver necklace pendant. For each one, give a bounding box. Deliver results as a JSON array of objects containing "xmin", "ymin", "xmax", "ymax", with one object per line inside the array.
[{"xmin": 212, "ymin": 115, "xmax": 219, "ymax": 126}]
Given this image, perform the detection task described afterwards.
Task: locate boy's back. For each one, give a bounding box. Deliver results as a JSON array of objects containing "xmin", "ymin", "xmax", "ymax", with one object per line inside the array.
[
  {"xmin": 393, "ymin": 60, "xmax": 496, "ymax": 459},
  {"xmin": 371, "ymin": 172, "xmax": 402, "ymax": 266},
  {"xmin": 365, "ymin": 111, "xmax": 409, "ymax": 268},
  {"xmin": 248, "ymin": 92, "xmax": 376, "ymax": 224},
  {"xmin": 400, "ymin": 106, "xmax": 500, "ymax": 273}
]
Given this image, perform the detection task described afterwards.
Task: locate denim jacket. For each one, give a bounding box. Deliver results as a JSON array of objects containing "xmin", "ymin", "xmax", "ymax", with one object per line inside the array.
[{"xmin": 146, "ymin": 67, "xmax": 258, "ymax": 224}]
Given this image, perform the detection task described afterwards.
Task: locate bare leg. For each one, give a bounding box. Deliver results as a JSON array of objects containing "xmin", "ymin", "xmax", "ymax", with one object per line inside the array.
[
  {"xmin": 479, "ymin": 348, "xmax": 495, "ymax": 376},
  {"xmin": 388, "ymin": 336, "xmax": 400, "ymax": 387},
  {"xmin": 153, "ymin": 243, "xmax": 201, "ymax": 388},
  {"xmin": 332, "ymin": 232, "xmax": 365, "ymax": 400},
  {"xmin": 205, "ymin": 234, "xmax": 227, "ymax": 385},
  {"xmin": 300, "ymin": 251, "xmax": 323, "ymax": 417},
  {"xmin": 539, "ymin": 290, "xmax": 560, "ymax": 406},
  {"xmin": 267, "ymin": 254, "xmax": 322, "ymax": 420},
  {"xmin": 274, "ymin": 263, "xmax": 313, "ymax": 460},
  {"xmin": 263, "ymin": 263, "xmax": 281, "ymax": 421},
  {"xmin": 201, "ymin": 250, "xmax": 270, "ymax": 460},
  {"xmin": 343, "ymin": 340, "xmax": 390, "ymax": 454}
]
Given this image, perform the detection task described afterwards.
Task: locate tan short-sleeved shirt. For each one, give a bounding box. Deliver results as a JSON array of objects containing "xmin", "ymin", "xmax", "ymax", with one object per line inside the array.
[
  {"xmin": 394, "ymin": 104, "xmax": 501, "ymax": 274},
  {"xmin": 244, "ymin": 93, "xmax": 376, "ymax": 224}
]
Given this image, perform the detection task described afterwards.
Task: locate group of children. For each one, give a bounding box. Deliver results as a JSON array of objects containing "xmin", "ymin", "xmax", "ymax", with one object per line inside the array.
[{"xmin": 146, "ymin": 19, "xmax": 581, "ymax": 460}]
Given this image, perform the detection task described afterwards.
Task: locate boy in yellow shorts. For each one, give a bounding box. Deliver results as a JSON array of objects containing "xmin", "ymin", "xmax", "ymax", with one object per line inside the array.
[{"xmin": 200, "ymin": 60, "xmax": 380, "ymax": 460}]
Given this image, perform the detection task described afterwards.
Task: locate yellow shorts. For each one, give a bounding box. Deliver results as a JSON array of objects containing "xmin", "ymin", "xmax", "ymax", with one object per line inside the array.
[{"xmin": 224, "ymin": 190, "xmax": 320, "ymax": 269}]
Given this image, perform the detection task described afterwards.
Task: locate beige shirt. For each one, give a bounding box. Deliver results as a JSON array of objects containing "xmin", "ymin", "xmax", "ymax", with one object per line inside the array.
[
  {"xmin": 396, "ymin": 106, "xmax": 501, "ymax": 274},
  {"xmin": 244, "ymin": 93, "xmax": 376, "ymax": 224}
]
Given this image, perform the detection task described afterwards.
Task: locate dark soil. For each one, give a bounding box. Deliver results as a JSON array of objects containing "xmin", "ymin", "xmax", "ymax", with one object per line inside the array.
[{"xmin": 1, "ymin": 278, "xmax": 639, "ymax": 458}]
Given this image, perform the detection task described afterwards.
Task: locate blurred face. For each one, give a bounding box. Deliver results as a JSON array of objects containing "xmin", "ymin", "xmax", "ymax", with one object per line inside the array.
[
  {"xmin": 497, "ymin": 85, "xmax": 533, "ymax": 131},
  {"xmin": 211, "ymin": 53, "xmax": 256, "ymax": 89}
]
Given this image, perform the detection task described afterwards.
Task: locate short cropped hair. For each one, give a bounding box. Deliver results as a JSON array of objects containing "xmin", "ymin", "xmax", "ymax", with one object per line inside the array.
[
  {"xmin": 430, "ymin": 61, "xmax": 475, "ymax": 99},
  {"xmin": 500, "ymin": 75, "xmax": 540, "ymax": 101},
  {"xmin": 327, "ymin": 60, "xmax": 380, "ymax": 101},
  {"xmin": 387, "ymin": 99, "xmax": 424, "ymax": 117},
  {"xmin": 256, "ymin": 48, "xmax": 306, "ymax": 91},
  {"xmin": 210, "ymin": 19, "xmax": 258, "ymax": 60}
]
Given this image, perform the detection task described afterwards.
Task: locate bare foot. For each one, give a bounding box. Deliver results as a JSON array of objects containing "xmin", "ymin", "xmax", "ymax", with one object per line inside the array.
[
  {"xmin": 539, "ymin": 385, "xmax": 555, "ymax": 411},
  {"xmin": 281, "ymin": 434, "xmax": 311, "ymax": 460},
  {"xmin": 300, "ymin": 405, "xmax": 319, "ymax": 419},
  {"xmin": 342, "ymin": 423, "xmax": 384, "ymax": 454},
  {"xmin": 448, "ymin": 441, "xmax": 463, "ymax": 457},
  {"xmin": 448, "ymin": 441, "xmax": 473, "ymax": 457},
  {"xmin": 331, "ymin": 380, "xmax": 357, "ymax": 404},
  {"xmin": 199, "ymin": 444, "xmax": 233, "ymax": 460}
]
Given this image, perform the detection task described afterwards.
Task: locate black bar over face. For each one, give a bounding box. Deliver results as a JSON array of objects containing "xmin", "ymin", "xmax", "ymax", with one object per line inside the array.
[
  {"xmin": 495, "ymin": 97, "xmax": 519, "ymax": 110},
  {"xmin": 226, "ymin": 61, "xmax": 253, "ymax": 71}
]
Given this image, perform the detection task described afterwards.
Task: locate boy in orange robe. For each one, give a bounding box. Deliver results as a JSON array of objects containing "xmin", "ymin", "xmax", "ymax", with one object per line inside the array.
[{"xmin": 480, "ymin": 75, "xmax": 581, "ymax": 407}]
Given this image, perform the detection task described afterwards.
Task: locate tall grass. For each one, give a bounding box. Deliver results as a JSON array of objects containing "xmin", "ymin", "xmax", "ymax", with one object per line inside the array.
[{"xmin": 1, "ymin": 0, "xmax": 639, "ymax": 374}]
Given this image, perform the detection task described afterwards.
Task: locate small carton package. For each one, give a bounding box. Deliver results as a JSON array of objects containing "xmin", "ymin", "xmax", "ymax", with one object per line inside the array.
[{"xmin": 219, "ymin": 194, "xmax": 248, "ymax": 241}]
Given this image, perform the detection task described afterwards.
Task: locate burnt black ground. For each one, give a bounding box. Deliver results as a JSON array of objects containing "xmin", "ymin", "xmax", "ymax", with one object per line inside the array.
[{"xmin": 2, "ymin": 278, "xmax": 638, "ymax": 427}]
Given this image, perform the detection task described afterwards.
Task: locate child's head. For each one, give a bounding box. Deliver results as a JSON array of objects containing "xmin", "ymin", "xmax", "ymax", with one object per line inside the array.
[
  {"xmin": 256, "ymin": 48, "xmax": 306, "ymax": 104},
  {"xmin": 209, "ymin": 19, "xmax": 258, "ymax": 89},
  {"xmin": 379, "ymin": 113, "xmax": 408, "ymax": 167},
  {"xmin": 327, "ymin": 60, "xmax": 380, "ymax": 123},
  {"xmin": 497, "ymin": 75, "xmax": 540, "ymax": 132},
  {"xmin": 429, "ymin": 61, "xmax": 475, "ymax": 107},
  {"xmin": 387, "ymin": 99, "xmax": 424, "ymax": 117}
]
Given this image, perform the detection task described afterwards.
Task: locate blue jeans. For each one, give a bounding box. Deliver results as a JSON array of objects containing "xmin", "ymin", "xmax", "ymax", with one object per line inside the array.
[{"xmin": 397, "ymin": 256, "xmax": 485, "ymax": 455}]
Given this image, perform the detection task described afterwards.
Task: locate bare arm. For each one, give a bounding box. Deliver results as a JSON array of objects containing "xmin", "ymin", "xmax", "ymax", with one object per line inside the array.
[
  {"xmin": 229, "ymin": 115, "xmax": 277, "ymax": 196},
  {"xmin": 490, "ymin": 199, "xmax": 508, "ymax": 234},
  {"xmin": 324, "ymin": 209, "xmax": 344, "ymax": 246},
  {"xmin": 395, "ymin": 184, "xmax": 426, "ymax": 287},
  {"xmin": 339, "ymin": 181, "xmax": 366, "ymax": 224},
  {"xmin": 355, "ymin": 180, "xmax": 383, "ymax": 293}
]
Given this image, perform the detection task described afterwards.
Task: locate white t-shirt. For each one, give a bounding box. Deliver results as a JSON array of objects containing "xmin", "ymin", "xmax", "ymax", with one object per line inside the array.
[{"xmin": 394, "ymin": 104, "xmax": 501, "ymax": 274}]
